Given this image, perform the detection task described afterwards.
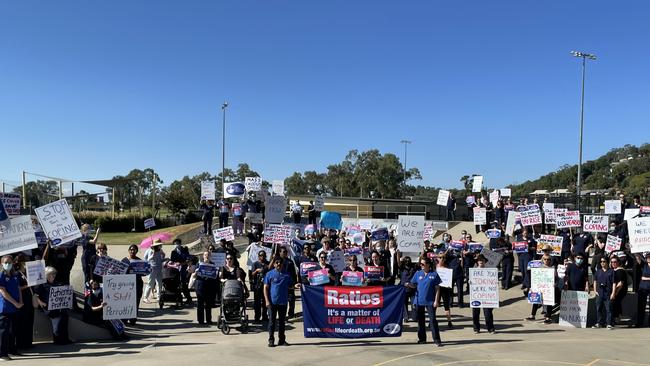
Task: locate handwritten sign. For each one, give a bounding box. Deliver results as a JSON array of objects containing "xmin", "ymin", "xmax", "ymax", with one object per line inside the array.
[
  {"xmin": 200, "ymin": 181, "xmax": 216, "ymax": 200},
  {"xmin": 605, "ymin": 235, "xmax": 622, "ymax": 253},
  {"xmin": 247, "ymin": 245, "xmax": 272, "ymax": 270},
  {"xmin": 144, "ymin": 218, "xmax": 156, "ymax": 230},
  {"xmin": 0, "ymin": 215, "xmax": 38, "ymax": 256},
  {"xmin": 436, "ymin": 190, "xmax": 450, "ymax": 206},
  {"xmin": 308, "ymin": 268, "xmax": 330, "ymax": 285},
  {"xmin": 469, "ymin": 268, "xmax": 499, "ymax": 308},
  {"xmin": 264, "ymin": 224, "xmax": 292, "ymax": 245},
  {"xmin": 583, "ymin": 215, "xmax": 608, "ymax": 233},
  {"xmin": 489, "ymin": 191, "xmax": 500, "ymax": 206},
  {"xmin": 500, "ymin": 188, "xmax": 511, "ymax": 197},
  {"xmin": 519, "ymin": 204, "xmax": 542, "ymax": 226},
  {"xmin": 472, "ymin": 176, "xmax": 483, "ymax": 193},
  {"xmin": 34, "ymin": 199, "xmax": 81, "ymax": 246},
  {"xmin": 624, "ymin": 209, "xmax": 640, "ymax": 221},
  {"xmin": 473, "ymin": 207, "xmax": 487, "ymax": 225},
  {"xmin": 214, "ymin": 226, "xmax": 235, "ymax": 241},
  {"xmin": 538, "ymin": 234, "xmax": 563, "ymax": 256},
  {"xmin": 265, "ymin": 196, "xmax": 286, "ymax": 224},
  {"xmin": 604, "ymin": 200, "xmax": 621, "ymax": 214},
  {"xmin": 244, "ymin": 177, "xmax": 262, "ymax": 192},
  {"xmin": 103, "ymin": 274, "xmax": 137, "ymax": 320},
  {"xmin": 25, "ymin": 260, "xmax": 46, "ymax": 287},
  {"xmin": 341, "ymin": 271, "xmax": 363, "ymax": 286},
  {"xmin": 48, "ymin": 285, "xmax": 74, "ymax": 310},
  {"xmin": 314, "ymin": 195, "xmax": 325, "ymax": 211},
  {"xmin": 556, "ymin": 211, "xmax": 581, "ymax": 229},
  {"xmin": 505, "ymin": 211, "xmax": 517, "ymax": 236},
  {"xmin": 272, "ymin": 180, "xmax": 284, "ymax": 196},
  {"xmin": 197, "ymin": 262, "xmax": 218, "ymax": 279},
  {"xmin": 437, "ymin": 267, "xmax": 453, "ymax": 288},
  {"xmin": 93, "ymin": 256, "xmax": 129, "ymax": 276},
  {"xmin": 559, "ymin": 290, "xmax": 589, "ymax": 328},
  {"xmin": 0, "ymin": 193, "xmax": 21, "ymax": 216},
  {"xmin": 628, "ymin": 217, "xmax": 650, "ymax": 253},
  {"xmin": 531, "ymin": 267, "xmax": 555, "ymax": 305},
  {"xmin": 397, "ymin": 215, "xmax": 425, "ymax": 253}
]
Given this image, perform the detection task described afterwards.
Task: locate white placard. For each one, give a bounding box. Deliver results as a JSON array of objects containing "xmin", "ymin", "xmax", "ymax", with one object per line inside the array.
[
  {"xmin": 624, "ymin": 208, "xmax": 640, "ymax": 221},
  {"xmin": 93, "ymin": 256, "xmax": 129, "ymax": 276},
  {"xmin": 314, "ymin": 195, "xmax": 325, "ymax": 211},
  {"xmin": 605, "ymin": 235, "xmax": 622, "ymax": 253},
  {"xmin": 604, "ymin": 200, "xmax": 621, "ymax": 214},
  {"xmin": 358, "ymin": 220, "xmax": 372, "ymax": 231},
  {"xmin": 34, "ymin": 199, "xmax": 81, "ymax": 246},
  {"xmin": 272, "ymin": 180, "xmax": 284, "ymax": 196},
  {"xmin": 436, "ymin": 267, "xmax": 453, "ymax": 288},
  {"xmin": 519, "ymin": 204, "xmax": 542, "ymax": 226},
  {"xmin": 265, "ymin": 196, "xmax": 286, "ymax": 224},
  {"xmin": 556, "ymin": 211, "xmax": 581, "ymax": 229},
  {"xmin": 469, "ymin": 268, "xmax": 499, "ymax": 308},
  {"xmin": 543, "ymin": 203, "xmax": 555, "ymax": 212},
  {"xmin": 628, "ymin": 217, "xmax": 650, "ymax": 253},
  {"xmin": 559, "ymin": 290, "xmax": 589, "ymax": 328},
  {"xmin": 396, "ymin": 215, "xmax": 425, "ymax": 253},
  {"xmin": 473, "ymin": 207, "xmax": 487, "ymax": 225},
  {"xmin": 214, "ymin": 226, "xmax": 235, "ymax": 241},
  {"xmin": 103, "ymin": 274, "xmax": 137, "ymax": 320},
  {"xmin": 245, "ymin": 177, "xmax": 263, "ymax": 192},
  {"xmin": 436, "ymin": 190, "xmax": 450, "ymax": 206},
  {"xmin": 210, "ymin": 252, "xmax": 227, "ymax": 268},
  {"xmin": 48, "ymin": 285, "xmax": 74, "ymax": 311},
  {"xmin": 328, "ymin": 250, "xmax": 346, "ymax": 273},
  {"xmin": 246, "ymin": 244, "xmax": 273, "ymax": 270},
  {"xmin": 200, "ymin": 181, "xmax": 216, "ymax": 200},
  {"xmin": 489, "ymin": 191, "xmax": 500, "ymax": 205},
  {"xmin": 0, "ymin": 215, "xmax": 38, "ymax": 256},
  {"xmin": 505, "ymin": 211, "xmax": 517, "ymax": 236},
  {"xmin": 583, "ymin": 215, "xmax": 609, "ymax": 233},
  {"xmin": 25, "ymin": 260, "xmax": 46, "ymax": 287},
  {"xmin": 0, "ymin": 193, "xmax": 21, "ymax": 216},
  {"xmin": 472, "ymin": 176, "xmax": 483, "ymax": 193},
  {"xmin": 531, "ymin": 267, "xmax": 555, "ymax": 306},
  {"xmin": 500, "ymin": 188, "xmax": 511, "ymax": 197}
]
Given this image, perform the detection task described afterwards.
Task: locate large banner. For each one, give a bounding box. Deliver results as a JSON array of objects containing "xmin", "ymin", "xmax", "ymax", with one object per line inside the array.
[
  {"xmin": 103, "ymin": 274, "xmax": 137, "ymax": 320},
  {"xmin": 0, "ymin": 215, "xmax": 38, "ymax": 256},
  {"xmin": 396, "ymin": 215, "xmax": 424, "ymax": 253},
  {"xmin": 302, "ymin": 285, "xmax": 405, "ymax": 338},
  {"xmin": 469, "ymin": 268, "xmax": 499, "ymax": 308},
  {"xmin": 34, "ymin": 199, "xmax": 81, "ymax": 246}
]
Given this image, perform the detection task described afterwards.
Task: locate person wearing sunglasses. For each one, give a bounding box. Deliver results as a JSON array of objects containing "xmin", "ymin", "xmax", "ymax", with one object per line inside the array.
[
  {"xmin": 526, "ymin": 254, "xmax": 557, "ymax": 324},
  {"xmin": 593, "ymin": 256, "xmax": 614, "ymax": 329},
  {"xmin": 316, "ymin": 253, "xmax": 336, "ymax": 286},
  {"xmin": 219, "ymin": 254, "xmax": 249, "ymax": 297},
  {"xmin": 264, "ymin": 257, "xmax": 291, "ymax": 347},
  {"xmin": 472, "ymin": 254, "xmax": 495, "ymax": 334},
  {"xmin": 407, "ymin": 257, "xmax": 443, "ymax": 347},
  {"xmin": 610, "ymin": 255, "xmax": 628, "ymax": 325}
]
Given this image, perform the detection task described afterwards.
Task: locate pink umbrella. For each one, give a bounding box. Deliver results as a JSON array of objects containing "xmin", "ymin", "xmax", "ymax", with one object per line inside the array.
[{"xmin": 140, "ymin": 232, "xmax": 174, "ymax": 249}]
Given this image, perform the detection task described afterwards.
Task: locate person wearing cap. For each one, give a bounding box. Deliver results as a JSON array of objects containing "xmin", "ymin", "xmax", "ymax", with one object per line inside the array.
[
  {"xmin": 635, "ymin": 252, "xmax": 650, "ymax": 328},
  {"xmin": 525, "ymin": 254, "xmax": 557, "ymax": 324},
  {"xmin": 472, "ymin": 254, "xmax": 495, "ymax": 334},
  {"xmin": 143, "ymin": 239, "xmax": 166, "ymax": 303},
  {"xmin": 408, "ymin": 257, "xmax": 443, "ymax": 347}
]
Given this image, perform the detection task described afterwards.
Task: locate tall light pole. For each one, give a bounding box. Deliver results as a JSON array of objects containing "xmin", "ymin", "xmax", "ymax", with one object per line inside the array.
[
  {"xmin": 400, "ymin": 140, "xmax": 411, "ymax": 194},
  {"xmin": 221, "ymin": 101, "xmax": 229, "ymax": 196},
  {"xmin": 570, "ymin": 51, "xmax": 596, "ymax": 211}
]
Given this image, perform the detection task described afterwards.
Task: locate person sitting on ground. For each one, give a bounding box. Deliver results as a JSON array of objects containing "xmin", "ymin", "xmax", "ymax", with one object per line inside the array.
[{"xmin": 83, "ymin": 280, "xmax": 127, "ymax": 340}]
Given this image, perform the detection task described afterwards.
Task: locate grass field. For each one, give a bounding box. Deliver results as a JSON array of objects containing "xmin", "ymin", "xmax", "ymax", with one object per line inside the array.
[{"xmin": 98, "ymin": 222, "xmax": 202, "ymax": 246}]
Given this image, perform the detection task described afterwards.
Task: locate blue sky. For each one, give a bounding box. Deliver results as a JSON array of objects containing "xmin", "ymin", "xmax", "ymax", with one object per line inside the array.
[{"xmin": 1, "ymin": 1, "xmax": 649, "ymax": 194}]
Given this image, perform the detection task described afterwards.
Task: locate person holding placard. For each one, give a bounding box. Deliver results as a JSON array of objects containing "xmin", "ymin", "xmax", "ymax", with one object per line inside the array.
[
  {"xmin": 526, "ymin": 255, "xmax": 557, "ymax": 324},
  {"xmin": 593, "ymin": 257, "xmax": 614, "ymax": 329},
  {"xmin": 88, "ymin": 242, "xmax": 110, "ymax": 284},
  {"xmin": 400, "ymin": 256, "xmax": 418, "ymax": 322},
  {"xmin": 366, "ymin": 251, "xmax": 389, "ymax": 286},
  {"xmin": 276, "ymin": 247, "xmax": 297, "ymax": 318},
  {"xmin": 194, "ymin": 251, "xmax": 218, "ymax": 325},
  {"xmin": 34, "ymin": 267, "xmax": 72, "ymax": 345},
  {"xmin": 315, "ymin": 253, "xmax": 336, "ymax": 286},
  {"xmin": 436, "ymin": 254, "xmax": 455, "ymax": 329},
  {"xmin": 83, "ymin": 280, "xmax": 127, "ymax": 340},
  {"xmin": 200, "ymin": 199, "xmax": 215, "ymax": 236},
  {"xmin": 517, "ymin": 229, "xmax": 536, "ymax": 290},
  {"xmin": 471, "ymin": 254, "xmax": 495, "ymax": 334},
  {"xmin": 13, "ymin": 256, "xmax": 34, "ymax": 350},
  {"xmin": 635, "ymin": 252, "xmax": 650, "ymax": 328},
  {"xmin": 250, "ymin": 250, "xmax": 270, "ymax": 323},
  {"xmin": 591, "ymin": 235, "xmax": 607, "ymax": 275},
  {"xmin": 217, "ymin": 198, "xmax": 230, "ymax": 228},
  {"xmin": 143, "ymin": 240, "xmax": 165, "ymax": 303},
  {"xmin": 79, "ymin": 223, "xmax": 101, "ymax": 284},
  {"xmin": 408, "ymin": 257, "xmax": 442, "ymax": 347},
  {"xmin": 498, "ymin": 237, "xmax": 514, "ymax": 290},
  {"xmin": 122, "ymin": 245, "xmax": 144, "ymax": 325},
  {"xmin": 610, "ymin": 255, "xmax": 628, "ymax": 325},
  {"xmin": 0, "ymin": 255, "xmax": 22, "ymax": 359}
]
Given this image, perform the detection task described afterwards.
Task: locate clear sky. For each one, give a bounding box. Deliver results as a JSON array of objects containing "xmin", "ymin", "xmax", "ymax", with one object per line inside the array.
[{"xmin": 1, "ymin": 1, "xmax": 649, "ymax": 194}]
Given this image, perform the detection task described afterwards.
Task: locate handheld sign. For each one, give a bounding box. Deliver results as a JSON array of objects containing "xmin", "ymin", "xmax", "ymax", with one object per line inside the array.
[
  {"xmin": 320, "ymin": 211, "xmax": 342, "ymax": 230},
  {"xmin": 486, "ymin": 229, "xmax": 501, "ymax": 239},
  {"xmin": 537, "ymin": 234, "xmax": 563, "ymax": 256},
  {"xmin": 244, "ymin": 177, "xmax": 262, "ymax": 192},
  {"xmin": 214, "ymin": 226, "xmax": 235, "ymax": 241},
  {"xmin": 93, "ymin": 256, "xmax": 129, "ymax": 276},
  {"xmin": 466, "ymin": 196, "xmax": 476, "ymax": 205},
  {"xmin": 469, "ymin": 268, "xmax": 499, "ymax": 308},
  {"xmin": 264, "ymin": 196, "xmax": 286, "ymax": 224},
  {"xmin": 527, "ymin": 291, "xmax": 543, "ymax": 305},
  {"xmin": 583, "ymin": 215, "xmax": 608, "ymax": 233},
  {"xmin": 605, "ymin": 235, "xmax": 622, "ymax": 253},
  {"xmin": 604, "ymin": 200, "xmax": 621, "ymax": 214},
  {"xmin": 0, "ymin": 193, "xmax": 21, "ymax": 217},
  {"xmin": 127, "ymin": 260, "xmax": 151, "ymax": 275},
  {"xmin": 25, "ymin": 260, "xmax": 46, "ymax": 287},
  {"xmin": 144, "ymin": 218, "xmax": 156, "ymax": 230},
  {"xmin": 328, "ymin": 250, "xmax": 346, "ymax": 273},
  {"xmin": 397, "ymin": 215, "xmax": 425, "ymax": 253},
  {"xmin": 624, "ymin": 209, "xmax": 640, "ymax": 221},
  {"xmin": 210, "ymin": 253, "xmax": 227, "ymax": 268},
  {"xmin": 512, "ymin": 241, "xmax": 528, "ymax": 254},
  {"xmin": 371, "ymin": 228, "xmax": 389, "ymax": 241},
  {"xmin": 103, "ymin": 274, "xmax": 137, "ymax": 320},
  {"xmin": 314, "ymin": 195, "xmax": 325, "ymax": 211},
  {"xmin": 518, "ymin": 204, "xmax": 542, "ymax": 226},
  {"xmin": 628, "ymin": 217, "xmax": 650, "ymax": 253},
  {"xmin": 559, "ymin": 290, "xmax": 589, "ymax": 328},
  {"xmin": 364, "ymin": 266, "xmax": 384, "ymax": 281},
  {"xmin": 48, "ymin": 285, "xmax": 74, "ymax": 310},
  {"xmin": 308, "ymin": 268, "xmax": 330, "ymax": 285},
  {"xmin": 468, "ymin": 243, "xmax": 484, "ymax": 252},
  {"xmin": 531, "ymin": 267, "xmax": 555, "ymax": 305},
  {"xmin": 0, "ymin": 215, "xmax": 38, "ymax": 257},
  {"xmin": 472, "ymin": 176, "xmax": 483, "ymax": 193},
  {"xmin": 436, "ymin": 267, "xmax": 453, "ymax": 288},
  {"xmin": 341, "ymin": 271, "xmax": 363, "ymax": 286},
  {"xmin": 200, "ymin": 181, "xmax": 216, "ymax": 200},
  {"xmin": 473, "ymin": 207, "xmax": 487, "ymax": 225},
  {"xmin": 436, "ymin": 190, "xmax": 450, "ymax": 206},
  {"xmin": 272, "ymin": 180, "xmax": 284, "ymax": 196},
  {"xmin": 500, "ymin": 188, "xmax": 511, "ymax": 197},
  {"xmin": 197, "ymin": 262, "xmax": 218, "ymax": 279},
  {"xmin": 556, "ymin": 211, "xmax": 581, "ymax": 229},
  {"xmin": 34, "ymin": 199, "xmax": 81, "ymax": 246},
  {"xmin": 300, "ymin": 262, "xmax": 318, "ymax": 277},
  {"xmin": 527, "ymin": 260, "xmax": 543, "ymax": 270}
]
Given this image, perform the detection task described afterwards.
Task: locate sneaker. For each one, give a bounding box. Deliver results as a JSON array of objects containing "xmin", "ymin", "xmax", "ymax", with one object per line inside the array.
[
  {"xmin": 268, "ymin": 341, "xmax": 275, "ymax": 348},
  {"xmin": 0, "ymin": 356, "xmax": 12, "ymax": 361},
  {"xmin": 525, "ymin": 316, "xmax": 535, "ymax": 321},
  {"xmin": 278, "ymin": 341, "xmax": 290, "ymax": 346},
  {"xmin": 543, "ymin": 318, "xmax": 552, "ymax": 324},
  {"xmin": 474, "ymin": 330, "xmax": 480, "ymax": 334},
  {"xmin": 142, "ymin": 299, "xmax": 151, "ymax": 304},
  {"xmin": 606, "ymin": 325, "xmax": 613, "ymax": 330},
  {"xmin": 592, "ymin": 324, "xmax": 601, "ymax": 329},
  {"xmin": 417, "ymin": 340, "xmax": 426, "ymax": 344},
  {"xmin": 488, "ymin": 329, "xmax": 496, "ymax": 334},
  {"xmin": 434, "ymin": 341, "xmax": 443, "ymax": 347}
]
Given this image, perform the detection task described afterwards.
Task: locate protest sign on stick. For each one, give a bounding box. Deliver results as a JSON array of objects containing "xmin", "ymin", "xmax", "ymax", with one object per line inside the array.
[
  {"xmin": 472, "ymin": 176, "xmax": 483, "ymax": 193},
  {"xmin": 396, "ymin": 215, "xmax": 424, "ymax": 253},
  {"xmin": 245, "ymin": 177, "xmax": 262, "ymax": 192},
  {"xmin": 473, "ymin": 208, "xmax": 487, "ymax": 225},
  {"xmin": 556, "ymin": 211, "xmax": 581, "ymax": 229},
  {"xmin": 436, "ymin": 190, "xmax": 450, "ymax": 206},
  {"xmin": 34, "ymin": 199, "xmax": 81, "ymax": 246},
  {"xmin": 583, "ymin": 215, "xmax": 608, "ymax": 233},
  {"xmin": 605, "ymin": 235, "xmax": 622, "ymax": 253},
  {"xmin": 604, "ymin": 200, "xmax": 621, "ymax": 214},
  {"xmin": 200, "ymin": 181, "xmax": 216, "ymax": 200}
]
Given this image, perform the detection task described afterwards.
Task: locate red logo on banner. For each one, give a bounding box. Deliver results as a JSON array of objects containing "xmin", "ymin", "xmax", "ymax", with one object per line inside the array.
[{"xmin": 324, "ymin": 286, "xmax": 383, "ymax": 308}]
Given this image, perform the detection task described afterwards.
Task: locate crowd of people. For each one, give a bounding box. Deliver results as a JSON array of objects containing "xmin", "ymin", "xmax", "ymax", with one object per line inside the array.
[{"xmin": 0, "ymin": 193, "xmax": 648, "ymax": 359}]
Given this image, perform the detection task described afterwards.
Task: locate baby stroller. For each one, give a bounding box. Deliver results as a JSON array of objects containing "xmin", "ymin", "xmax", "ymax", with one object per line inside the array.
[
  {"xmin": 159, "ymin": 261, "xmax": 183, "ymax": 309},
  {"xmin": 218, "ymin": 279, "xmax": 249, "ymax": 334}
]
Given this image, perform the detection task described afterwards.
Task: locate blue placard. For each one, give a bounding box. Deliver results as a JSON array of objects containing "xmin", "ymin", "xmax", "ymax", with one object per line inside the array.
[
  {"xmin": 320, "ymin": 211, "xmax": 342, "ymax": 230},
  {"xmin": 527, "ymin": 291, "xmax": 543, "ymax": 304},
  {"xmin": 527, "ymin": 260, "xmax": 543, "ymax": 270},
  {"xmin": 0, "ymin": 200, "xmax": 8, "ymax": 221},
  {"xmin": 128, "ymin": 260, "xmax": 151, "ymax": 275},
  {"xmin": 341, "ymin": 271, "xmax": 364, "ymax": 286},
  {"xmin": 197, "ymin": 263, "xmax": 218, "ymax": 279},
  {"xmin": 371, "ymin": 228, "xmax": 389, "ymax": 241},
  {"xmin": 468, "ymin": 243, "xmax": 484, "ymax": 252},
  {"xmin": 486, "ymin": 229, "xmax": 501, "ymax": 239}
]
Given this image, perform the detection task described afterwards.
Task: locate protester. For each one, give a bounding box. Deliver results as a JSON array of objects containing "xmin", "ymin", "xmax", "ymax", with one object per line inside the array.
[
  {"xmin": 276, "ymin": 246, "xmax": 297, "ymax": 318},
  {"xmin": 83, "ymin": 280, "xmax": 127, "ymax": 340},
  {"xmin": 436, "ymin": 253, "xmax": 454, "ymax": 329},
  {"xmin": 635, "ymin": 252, "xmax": 650, "ymax": 328},
  {"xmin": 591, "ymin": 235, "xmax": 607, "ymax": 275},
  {"xmin": 250, "ymin": 250, "xmax": 270, "ymax": 323},
  {"xmin": 564, "ymin": 253, "xmax": 589, "ymax": 292},
  {"xmin": 345, "ymin": 255, "xmax": 363, "ymax": 273},
  {"xmin": 170, "ymin": 239, "xmax": 193, "ymax": 306},
  {"xmin": 232, "ymin": 200, "xmax": 245, "ymax": 236},
  {"xmin": 143, "ymin": 239, "xmax": 165, "ymax": 303},
  {"xmin": 12, "ymin": 256, "xmax": 33, "ymax": 350},
  {"xmin": 518, "ymin": 228, "xmax": 536, "ymax": 289},
  {"xmin": 89, "ymin": 242, "xmax": 110, "ymax": 284},
  {"xmin": 217, "ymin": 197, "xmax": 230, "ymax": 228},
  {"xmin": 264, "ymin": 257, "xmax": 290, "ymax": 347},
  {"xmin": 79, "ymin": 224, "xmax": 101, "ymax": 284},
  {"xmin": 610, "ymin": 255, "xmax": 628, "ymax": 324},
  {"xmin": 219, "ymin": 254, "xmax": 249, "ymax": 296},
  {"xmin": 400, "ymin": 256, "xmax": 417, "ymax": 322},
  {"xmin": 0, "ymin": 255, "xmax": 22, "ymax": 360},
  {"xmin": 307, "ymin": 200, "xmax": 317, "ymax": 225},
  {"xmin": 200, "ymin": 199, "xmax": 215, "ymax": 236},
  {"xmin": 315, "ymin": 253, "xmax": 336, "ymax": 286},
  {"xmin": 367, "ymin": 250, "xmax": 388, "ymax": 286},
  {"xmin": 121, "ymin": 244, "xmax": 144, "ymax": 325},
  {"xmin": 446, "ymin": 192, "xmax": 456, "ymax": 221},
  {"xmin": 499, "ymin": 237, "xmax": 514, "ymax": 290},
  {"xmin": 408, "ymin": 257, "xmax": 442, "ymax": 347},
  {"xmin": 35, "ymin": 266, "xmax": 72, "ymax": 345},
  {"xmin": 194, "ymin": 251, "xmax": 217, "ymax": 325},
  {"xmin": 291, "ymin": 201, "xmax": 303, "ymax": 224},
  {"xmin": 387, "ymin": 240, "xmax": 400, "ymax": 285},
  {"xmin": 472, "ymin": 254, "xmax": 495, "ymax": 334},
  {"xmin": 526, "ymin": 254, "xmax": 557, "ymax": 324},
  {"xmin": 593, "ymin": 256, "xmax": 614, "ymax": 329}
]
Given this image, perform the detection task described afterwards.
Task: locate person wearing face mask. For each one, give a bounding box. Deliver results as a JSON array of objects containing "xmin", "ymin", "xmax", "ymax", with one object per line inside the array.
[
  {"xmin": 34, "ymin": 267, "xmax": 72, "ymax": 345},
  {"xmin": 0, "ymin": 255, "xmax": 22, "ymax": 360},
  {"xmin": 13, "ymin": 255, "xmax": 34, "ymax": 350},
  {"xmin": 564, "ymin": 253, "xmax": 589, "ymax": 292}
]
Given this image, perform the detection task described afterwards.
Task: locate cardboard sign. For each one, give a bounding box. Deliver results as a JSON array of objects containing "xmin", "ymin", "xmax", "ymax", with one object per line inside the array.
[
  {"xmin": 197, "ymin": 263, "xmax": 218, "ymax": 279},
  {"xmin": 265, "ymin": 196, "xmax": 286, "ymax": 224},
  {"xmin": 364, "ymin": 266, "xmax": 384, "ymax": 280},
  {"xmin": 469, "ymin": 268, "xmax": 499, "ymax": 308},
  {"xmin": 244, "ymin": 177, "xmax": 262, "ymax": 192},
  {"xmin": 604, "ymin": 200, "xmax": 621, "ymax": 214},
  {"xmin": 505, "ymin": 211, "xmax": 517, "ymax": 236},
  {"xmin": 480, "ymin": 248, "xmax": 504, "ymax": 268},
  {"xmin": 328, "ymin": 250, "xmax": 346, "ymax": 273},
  {"xmin": 246, "ymin": 212, "xmax": 263, "ymax": 224},
  {"xmin": 544, "ymin": 208, "xmax": 567, "ymax": 225},
  {"xmin": 25, "ymin": 260, "xmax": 46, "ymax": 287},
  {"xmin": 436, "ymin": 267, "xmax": 453, "ymax": 288},
  {"xmin": 559, "ymin": 290, "xmax": 589, "ymax": 328},
  {"xmin": 397, "ymin": 215, "xmax": 425, "ymax": 252},
  {"xmin": 314, "ymin": 196, "xmax": 325, "ymax": 211},
  {"xmin": 624, "ymin": 209, "xmax": 640, "ymax": 221},
  {"xmin": 556, "ymin": 211, "xmax": 581, "ymax": 229},
  {"xmin": 214, "ymin": 226, "xmax": 235, "ymax": 241},
  {"xmin": 605, "ymin": 235, "xmax": 622, "ymax": 253},
  {"xmin": 0, "ymin": 193, "xmax": 21, "ymax": 216},
  {"xmin": 247, "ymin": 245, "xmax": 273, "ymax": 270},
  {"xmin": 500, "ymin": 188, "xmax": 511, "ymax": 197},
  {"xmin": 48, "ymin": 285, "xmax": 74, "ymax": 310},
  {"xmin": 583, "ymin": 215, "xmax": 608, "ymax": 233},
  {"xmin": 472, "ymin": 176, "xmax": 483, "ymax": 193},
  {"xmin": 538, "ymin": 234, "xmax": 563, "ymax": 256},
  {"xmin": 34, "ymin": 199, "xmax": 81, "ymax": 246},
  {"xmin": 200, "ymin": 181, "xmax": 216, "ymax": 200},
  {"xmin": 272, "ymin": 180, "xmax": 284, "ymax": 196},
  {"xmin": 531, "ymin": 267, "xmax": 555, "ymax": 305},
  {"xmin": 489, "ymin": 191, "xmax": 500, "ymax": 206},
  {"xmin": 519, "ymin": 204, "xmax": 542, "ymax": 226},
  {"xmin": 628, "ymin": 217, "xmax": 650, "ymax": 253},
  {"xmin": 308, "ymin": 268, "xmax": 330, "ymax": 285},
  {"xmin": 103, "ymin": 274, "xmax": 137, "ymax": 320},
  {"xmin": 93, "ymin": 256, "xmax": 129, "ymax": 276},
  {"xmin": 0, "ymin": 215, "xmax": 38, "ymax": 256},
  {"xmin": 144, "ymin": 218, "xmax": 156, "ymax": 230},
  {"xmin": 513, "ymin": 241, "xmax": 528, "ymax": 254},
  {"xmin": 210, "ymin": 252, "xmax": 227, "ymax": 268},
  {"xmin": 341, "ymin": 271, "xmax": 363, "ymax": 286},
  {"xmin": 436, "ymin": 190, "xmax": 450, "ymax": 206},
  {"xmin": 473, "ymin": 207, "xmax": 487, "ymax": 225},
  {"xmin": 264, "ymin": 224, "xmax": 292, "ymax": 245}
]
